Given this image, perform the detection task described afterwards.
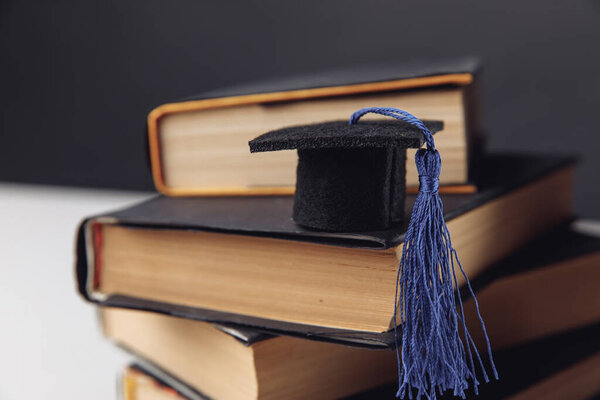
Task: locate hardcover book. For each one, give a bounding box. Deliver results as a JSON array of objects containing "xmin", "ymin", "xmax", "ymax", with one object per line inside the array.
[
  {"xmin": 147, "ymin": 57, "xmax": 483, "ymax": 196},
  {"xmin": 76, "ymin": 153, "xmax": 575, "ymax": 347},
  {"xmin": 106, "ymin": 307, "xmax": 396, "ymax": 400},
  {"xmin": 349, "ymin": 323, "xmax": 600, "ymax": 400},
  {"xmin": 119, "ymin": 324, "xmax": 600, "ymax": 400},
  {"xmin": 462, "ymin": 220, "xmax": 600, "ymax": 349}
]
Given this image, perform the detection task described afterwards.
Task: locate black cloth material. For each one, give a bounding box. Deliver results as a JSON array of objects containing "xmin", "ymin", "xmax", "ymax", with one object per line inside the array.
[
  {"xmin": 293, "ymin": 147, "xmax": 406, "ymax": 231},
  {"xmin": 248, "ymin": 120, "xmax": 442, "ymax": 151},
  {"xmin": 249, "ymin": 120, "xmax": 442, "ymax": 231}
]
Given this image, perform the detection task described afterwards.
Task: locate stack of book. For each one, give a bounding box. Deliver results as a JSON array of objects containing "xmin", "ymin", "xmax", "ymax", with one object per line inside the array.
[{"xmin": 75, "ymin": 58, "xmax": 600, "ymax": 399}]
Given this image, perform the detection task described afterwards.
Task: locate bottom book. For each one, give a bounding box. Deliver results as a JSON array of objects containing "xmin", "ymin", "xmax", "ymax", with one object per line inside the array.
[
  {"xmin": 119, "ymin": 323, "xmax": 600, "ymax": 400},
  {"xmin": 120, "ymin": 325, "xmax": 600, "ymax": 400},
  {"xmin": 106, "ymin": 307, "xmax": 396, "ymax": 400}
]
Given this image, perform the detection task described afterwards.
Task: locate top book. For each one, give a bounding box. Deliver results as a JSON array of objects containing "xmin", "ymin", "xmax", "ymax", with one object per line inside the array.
[{"xmin": 147, "ymin": 57, "xmax": 483, "ymax": 196}]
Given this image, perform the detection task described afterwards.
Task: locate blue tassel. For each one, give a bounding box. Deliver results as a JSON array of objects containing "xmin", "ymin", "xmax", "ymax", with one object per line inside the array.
[{"xmin": 350, "ymin": 108, "xmax": 498, "ymax": 400}]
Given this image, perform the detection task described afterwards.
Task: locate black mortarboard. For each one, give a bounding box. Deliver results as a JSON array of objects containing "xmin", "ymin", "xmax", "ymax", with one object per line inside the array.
[{"xmin": 249, "ymin": 119, "xmax": 443, "ymax": 232}]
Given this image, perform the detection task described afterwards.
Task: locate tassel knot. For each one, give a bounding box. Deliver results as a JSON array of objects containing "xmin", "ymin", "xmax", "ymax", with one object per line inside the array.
[
  {"xmin": 416, "ymin": 148, "xmax": 441, "ymax": 194},
  {"xmin": 418, "ymin": 175, "xmax": 439, "ymax": 194}
]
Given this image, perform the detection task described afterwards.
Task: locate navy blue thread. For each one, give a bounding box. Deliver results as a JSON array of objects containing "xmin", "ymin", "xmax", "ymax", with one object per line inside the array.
[
  {"xmin": 418, "ymin": 175, "xmax": 439, "ymax": 194},
  {"xmin": 350, "ymin": 107, "xmax": 498, "ymax": 399}
]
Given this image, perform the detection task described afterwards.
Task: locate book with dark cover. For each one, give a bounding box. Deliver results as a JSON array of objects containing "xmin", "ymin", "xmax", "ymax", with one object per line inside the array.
[
  {"xmin": 106, "ymin": 219, "xmax": 600, "ymax": 349},
  {"xmin": 76, "ymin": 153, "xmax": 576, "ymax": 348},
  {"xmin": 147, "ymin": 56, "xmax": 483, "ymax": 196},
  {"xmin": 466, "ymin": 218, "xmax": 600, "ymax": 293},
  {"xmin": 107, "ymin": 306, "xmax": 398, "ymax": 400},
  {"xmin": 180, "ymin": 57, "xmax": 480, "ymax": 101},
  {"xmin": 349, "ymin": 323, "xmax": 600, "ymax": 400},
  {"xmin": 121, "ymin": 324, "xmax": 600, "ymax": 400}
]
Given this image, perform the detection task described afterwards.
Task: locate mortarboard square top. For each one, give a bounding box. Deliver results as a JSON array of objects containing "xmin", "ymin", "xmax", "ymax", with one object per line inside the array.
[{"xmin": 249, "ymin": 119, "xmax": 443, "ymax": 232}]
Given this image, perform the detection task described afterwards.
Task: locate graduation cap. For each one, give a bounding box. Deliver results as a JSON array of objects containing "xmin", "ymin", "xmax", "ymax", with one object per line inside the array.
[
  {"xmin": 249, "ymin": 119, "xmax": 443, "ymax": 232},
  {"xmin": 249, "ymin": 107, "xmax": 498, "ymax": 399}
]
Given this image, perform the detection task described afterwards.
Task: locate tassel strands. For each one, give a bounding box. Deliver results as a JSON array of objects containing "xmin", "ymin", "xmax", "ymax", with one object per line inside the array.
[{"xmin": 349, "ymin": 107, "xmax": 498, "ymax": 399}]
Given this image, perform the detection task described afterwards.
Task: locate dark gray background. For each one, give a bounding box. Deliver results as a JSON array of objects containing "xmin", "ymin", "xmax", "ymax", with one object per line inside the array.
[{"xmin": 1, "ymin": 0, "xmax": 599, "ymax": 216}]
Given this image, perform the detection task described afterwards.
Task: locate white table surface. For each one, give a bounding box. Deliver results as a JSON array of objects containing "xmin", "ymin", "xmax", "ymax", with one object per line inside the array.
[{"xmin": 0, "ymin": 183, "xmax": 153, "ymax": 400}]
